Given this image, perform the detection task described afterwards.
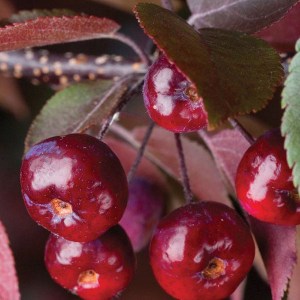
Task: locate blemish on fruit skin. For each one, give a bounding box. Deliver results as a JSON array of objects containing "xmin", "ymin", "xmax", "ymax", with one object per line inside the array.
[
  {"xmin": 108, "ymin": 255, "xmax": 117, "ymax": 265},
  {"xmin": 30, "ymin": 156, "xmax": 73, "ymax": 191},
  {"xmin": 98, "ymin": 192, "xmax": 113, "ymax": 214},
  {"xmin": 56, "ymin": 240, "xmax": 83, "ymax": 265},
  {"xmin": 247, "ymin": 155, "xmax": 279, "ymax": 201}
]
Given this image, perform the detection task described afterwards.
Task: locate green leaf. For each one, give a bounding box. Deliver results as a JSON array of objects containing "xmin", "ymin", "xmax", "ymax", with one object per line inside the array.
[
  {"xmin": 281, "ymin": 39, "xmax": 300, "ymax": 195},
  {"xmin": 25, "ymin": 78, "xmax": 132, "ymax": 150},
  {"xmin": 134, "ymin": 3, "xmax": 283, "ymax": 129}
]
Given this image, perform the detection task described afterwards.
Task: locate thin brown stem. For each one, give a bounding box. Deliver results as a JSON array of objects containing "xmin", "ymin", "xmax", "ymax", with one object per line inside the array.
[
  {"xmin": 97, "ymin": 76, "xmax": 144, "ymax": 140},
  {"xmin": 127, "ymin": 122, "xmax": 155, "ymax": 183},
  {"xmin": 228, "ymin": 118, "xmax": 255, "ymax": 145},
  {"xmin": 113, "ymin": 33, "xmax": 151, "ymax": 66},
  {"xmin": 174, "ymin": 133, "xmax": 194, "ymax": 204}
]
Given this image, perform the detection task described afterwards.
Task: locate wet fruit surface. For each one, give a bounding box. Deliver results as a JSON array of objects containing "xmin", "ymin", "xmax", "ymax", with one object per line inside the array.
[
  {"xmin": 45, "ymin": 225, "xmax": 136, "ymax": 300},
  {"xmin": 20, "ymin": 134, "xmax": 128, "ymax": 242},
  {"xmin": 235, "ymin": 128, "xmax": 300, "ymax": 225},
  {"xmin": 149, "ymin": 201, "xmax": 255, "ymax": 300},
  {"xmin": 143, "ymin": 55, "xmax": 208, "ymax": 133}
]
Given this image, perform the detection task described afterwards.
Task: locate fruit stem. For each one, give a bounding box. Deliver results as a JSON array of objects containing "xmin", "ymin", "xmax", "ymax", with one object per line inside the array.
[
  {"xmin": 97, "ymin": 76, "xmax": 144, "ymax": 140},
  {"xmin": 229, "ymin": 118, "xmax": 255, "ymax": 145},
  {"xmin": 161, "ymin": 0, "xmax": 174, "ymax": 11},
  {"xmin": 174, "ymin": 133, "xmax": 194, "ymax": 204},
  {"xmin": 127, "ymin": 121, "xmax": 155, "ymax": 183}
]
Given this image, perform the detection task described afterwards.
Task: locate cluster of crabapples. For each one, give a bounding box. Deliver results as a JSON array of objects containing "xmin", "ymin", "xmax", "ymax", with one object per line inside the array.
[{"xmin": 20, "ymin": 54, "xmax": 298, "ymax": 300}]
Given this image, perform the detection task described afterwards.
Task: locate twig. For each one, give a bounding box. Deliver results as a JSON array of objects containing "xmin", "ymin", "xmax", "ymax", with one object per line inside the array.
[
  {"xmin": 174, "ymin": 133, "xmax": 194, "ymax": 204},
  {"xmin": 127, "ymin": 122, "xmax": 155, "ymax": 183}
]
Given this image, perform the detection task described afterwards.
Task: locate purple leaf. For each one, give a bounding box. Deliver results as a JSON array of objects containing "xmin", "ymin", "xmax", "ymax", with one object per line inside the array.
[
  {"xmin": 250, "ymin": 219, "xmax": 296, "ymax": 300},
  {"xmin": 199, "ymin": 127, "xmax": 297, "ymax": 300},
  {"xmin": 256, "ymin": 2, "xmax": 300, "ymax": 52},
  {"xmin": 230, "ymin": 279, "xmax": 247, "ymax": 300},
  {"xmin": 187, "ymin": 0, "xmax": 299, "ymax": 34},
  {"xmin": 0, "ymin": 15, "xmax": 120, "ymax": 51},
  {"xmin": 133, "ymin": 126, "xmax": 231, "ymax": 206},
  {"xmin": 199, "ymin": 129, "xmax": 250, "ymax": 192},
  {"xmin": 0, "ymin": 221, "xmax": 20, "ymax": 300},
  {"xmin": 288, "ymin": 229, "xmax": 300, "ymax": 299}
]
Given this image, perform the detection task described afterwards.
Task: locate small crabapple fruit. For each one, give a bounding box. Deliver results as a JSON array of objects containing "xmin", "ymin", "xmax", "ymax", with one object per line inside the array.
[
  {"xmin": 119, "ymin": 177, "xmax": 166, "ymax": 252},
  {"xmin": 235, "ymin": 128, "xmax": 300, "ymax": 225},
  {"xmin": 143, "ymin": 55, "xmax": 208, "ymax": 133},
  {"xmin": 150, "ymin": 201, "xmax": 255, "ymax": 300},
  {"xmin": 20, "ymin": 134, "xmax": 128, "ymax": 242},
  {"xmin": 45, "ymin": 225, "xmax": 136, "ymax": 300}
]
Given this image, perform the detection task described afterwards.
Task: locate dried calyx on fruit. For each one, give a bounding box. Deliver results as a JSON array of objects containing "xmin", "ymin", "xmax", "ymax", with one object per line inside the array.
[
  {"xmin": 236, "ymin": 128, "xmax": 300, "ymax": 225},
  {"xmin": 143, "ymin": 55, "xmax": 208, "ymax": 133}
]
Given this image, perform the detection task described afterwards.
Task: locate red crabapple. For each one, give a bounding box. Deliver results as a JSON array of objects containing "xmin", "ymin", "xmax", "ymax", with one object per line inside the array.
[
  {"xmin": 150, "ymin": 201, "xmax": 255, "ymax": 300},
  {"xmin": 236, "ymin": 128, "xmax": 300, "ymax": 225},
  {"xmin": 143, "ymin": 55, "xmax": 208, "ymax": 132},
  {"xmin": 45, "ymin": 225, "xmax": 136, "ymax": 300},
  {"xmin": 20, "ymin": 134, "xmax": 128, "ymax": 242}
]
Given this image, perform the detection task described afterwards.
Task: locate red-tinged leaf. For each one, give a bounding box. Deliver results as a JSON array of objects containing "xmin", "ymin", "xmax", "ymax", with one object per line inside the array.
[
  {"xmin": 230, "ymin": 280, "xmax": 247, "ymax": 300},
  {"xmin": 288, "ymin": 228, "xmax": 300, "ymax": 299},
  {"xmin": 256, "ymin": 2, "xmax": 300, "ymax": 53},
  {"xmin": 104, "ymin": 136, "xmax": 167, "ymax": 189},
  {"xmin": 134, "ymin": 3, "xmax": 283, "ymax": 129},
  {"xmin": 0, "ymin": 221, "xmax": 20, "ymax": 300},
  {"xmin": 133, "ymin": 126, "xmax": 231, "ymax": 206},
  {"xmin": 199, "ymin": 129, "xmax": 250, "ymax": 192},
  {"xmin": 187, "ymin": 0, "xmax": 299, "ymax": 34},
  {"xmin": 0, "ymin": 15, "xmax": 120, "ymax": 51},
  {"xmin": 250, "ymin": 219, "xmax": 297, "ymax": 300},
  {"xmin": 199, "ymin": 127, "xmax": 297, "ymax": 300}
]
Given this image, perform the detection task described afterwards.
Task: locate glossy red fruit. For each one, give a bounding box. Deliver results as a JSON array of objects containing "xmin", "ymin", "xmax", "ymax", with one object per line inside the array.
[
  {"xmin": 143, "ymin": 55, "xmax": 208, "ymax": 133},
  {"xmin": 150, "ymin": 202, "xmax": 255, "ymax": 300},
  {"xmin": 119, "ymin": 177, "xmax": 166, "ymax": 252},
  {"xmin": 20, "ymin": 134, "xmax": 128, "ymax": 242},
  {"xmin": 236, "ymin": 128, "xmax": 300, "ymax": 225},
  {"xmin": 45, "ymin": 225, "xmax": 136, "ymax": 300}
]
